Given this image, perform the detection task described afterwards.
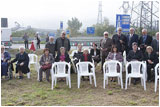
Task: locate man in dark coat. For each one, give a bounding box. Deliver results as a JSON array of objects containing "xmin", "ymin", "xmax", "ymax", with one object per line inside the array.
[
  {"xmin": 45, "ymin": 36, "xmax": 56, "ymax": 58},
  {"xmin": 138, "ymin": 29, "xmax": 153, "ymax": 54},
  {"xmin": 126, "ymin": 28, "xmax": 139, "ymax": 54},
  {"xmin": 100, "ymin": 31, "xmax": 112, "ymax": 72},
  {"xmin": 151, "ymin": 32, "xmax": 159, "ymax": 57},
  {"xmin": 55, "ymin": 31, "xmax": 70, "ymax": 54},
  {"xmin": 112, "ymin": 27, "xmax": 127, "ymax": 54}
]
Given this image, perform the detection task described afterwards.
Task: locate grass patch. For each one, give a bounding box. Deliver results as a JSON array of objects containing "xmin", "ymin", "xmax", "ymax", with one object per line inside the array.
[{"xmin": 107, "ymin": 90, "xmax": 113, "ymax": 95}]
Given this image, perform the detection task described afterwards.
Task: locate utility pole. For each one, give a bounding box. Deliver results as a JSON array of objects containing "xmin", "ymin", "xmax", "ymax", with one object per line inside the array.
[{"xmin": 97, "ymin": 1, "xmax": 102, "ymax": 24}]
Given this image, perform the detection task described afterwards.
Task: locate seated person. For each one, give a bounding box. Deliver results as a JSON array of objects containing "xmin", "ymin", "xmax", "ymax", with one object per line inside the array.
[
  {"xmin": 143, "ymin": 46, "xmax": 158, "ymax": 82},
  {"xmin": 55, "ymin": 47, "xmax": 71, "ymax": 63},
  {"xmin": 1, "ymin": 45, "xmax": 11, "ymax": 78},
  {"xmin": 106, "ymin": 45, "xmax": 123, "ymax": 82},
  {"xmin": 55, "ymin": 47, "xmax": 71, "ymax": 81},
  {"xmin": 73, "ymin": 43, "xmax": 83, "ymax": 65},
  {"xmin": 11, "ymin": 46, "xmax": 30, "ymax": 79},
  {"xmin": 80, "ymin": 49, "xmax": 92, "ymax": 80},
  {"xmin": 39, "ymin": 48, "xmax": 54, "ymax": 82},
  {"xmin": 90, "ymin": 43, "xmax": 101, "ymax": 67},
  {"xmin": 126, "ymin": 42, "xmax": 143, "ymax": 85}
]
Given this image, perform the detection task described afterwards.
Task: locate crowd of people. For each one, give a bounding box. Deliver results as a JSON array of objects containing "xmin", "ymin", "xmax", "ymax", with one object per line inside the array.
[{"xmin": 1, "ymin": 27, "xmax": 159, "ymax": 86}]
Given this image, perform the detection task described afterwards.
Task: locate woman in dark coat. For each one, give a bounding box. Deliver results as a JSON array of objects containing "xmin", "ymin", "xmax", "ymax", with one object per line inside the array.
[
  {"xmin": 90, "ymin": 43, "xmax": 101, "ymax": 67},
  {"xmin": 11, "ymin": 46, "xmax": 30, "ymax": 79},
  {"xmin": 143, "ymin": 46, "xmax": 158, "ymax": 82}
]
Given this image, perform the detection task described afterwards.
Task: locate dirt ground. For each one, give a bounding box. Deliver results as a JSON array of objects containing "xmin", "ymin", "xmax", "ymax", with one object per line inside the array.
[{"xmin": 1, "ymin": 63, "xmax": 159, "ymax": 106}]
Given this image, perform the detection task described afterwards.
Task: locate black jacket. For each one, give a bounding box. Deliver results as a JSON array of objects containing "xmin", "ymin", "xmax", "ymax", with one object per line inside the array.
[
  {"xmin": 138, "ymin": 35, "xmax": 152, "ymax": 46},
  {"xmin": 55, "ymin": 53, "xmax": 71, "ymax": 63},
  {"xmin": 112, "ymin": 33, "xmax": 127, "ymax": 53},
  {"xmin": 45, "ymin": 42, "xmax": 56, "ymax": 58},
  {"xmin": 126, "ymin": 34, "xmax": 139, "ymax": 52},
  {"xmin": 143, "ymin": 52, "xmax": 158, "ymax": 66},
  {"xmin": 126, "ymin": 50, "xmax": 143, "ymax": 62},
  {"xmin": 73, "ymin": 51, "xmax": 83, "ymax": 60},
  {"xmin": 80, "ymin": 54, "xmax": 92, "ymax": 62},
  {"xmin": 90, "ymin": 48, "xmax": 100, "ymax": 58}
]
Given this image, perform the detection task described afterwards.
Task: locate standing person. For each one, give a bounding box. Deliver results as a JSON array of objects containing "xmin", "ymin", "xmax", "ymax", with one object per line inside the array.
[
  {"xmin": 100, "ymin": 31, "xmax": 112, "ymax": 72},
  {"xmin": 151, "ymin": 32, "xmax": 159, "ymax": 57},
  {"xmin": 46, "ymin": 33, "xmax": 49, "ymax": 43},
  {"xmin": 22, "ymin": 33, "xmax": 29, "ymax": 49},
  {"xmin": 11, "ymin": 46, "xmax": 30, "ymax": 79},
  {"xmin": 126, "ymin": 28, "xmax": 139, "ymax": 54},
  {"xmin": 143, "ymin": 46, "xmax": 158, "ymax": 82},
  {"xmin": 39, "ymin": 48, "xmax": 54, "ymax": 82},
  {"xmin": 90, "ymin": 43, "xmax": 101, "ymax": 67},
  {"xmin": 138, "ymin": 29, "xmax": 152, "ymax": 54},
  {"xmin": 45, "ymin": 36, "xmax": 56, "ymax": 58},
  {"xmin": 36, "ymin": 33, "xmax": 41, "ymax": 49},
  {"xmin": 112, "ymin": 27, "xmax": 127, "ymax": 54},
  {"xmin": 55, "ymin": 31, "xmax": 70, "ymax": 54}
]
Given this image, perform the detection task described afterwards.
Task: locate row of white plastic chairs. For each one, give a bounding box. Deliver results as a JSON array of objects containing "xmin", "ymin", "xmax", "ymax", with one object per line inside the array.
[{"xmin": 28, "ymin": 54, "xmax": 159, "ymax": 92}]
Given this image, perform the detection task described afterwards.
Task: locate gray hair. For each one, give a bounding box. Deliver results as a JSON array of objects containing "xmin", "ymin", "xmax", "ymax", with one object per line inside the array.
[
  {"xmin": 156, "ymin": 32, "xmax": 159, "ymax": 36},
  {"xmin": 103, "ymin": 31, "xmax": 109, "ymax": 35},
  {"xmin": 49, "ymin": 36, "xmax": 54, "ymax": 39},
  {"xmin": 142, "ymin": 29, "xmax": 147, "ymax": 33},
  {"xmin": 130, "ymin": 27, "xmax": 135, "ymax": 31},
  {"xmin": 61, "ymin": 31, "xmax": 66, "ymax": 35},
  {"xmin": 19, "ymin": 46, "xmax": 25, "ymax": 50}
]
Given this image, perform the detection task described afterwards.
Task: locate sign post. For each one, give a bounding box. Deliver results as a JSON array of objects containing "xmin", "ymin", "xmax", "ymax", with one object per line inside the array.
[{"xmin": 116, "ymin": 14, "xmax": 130, "ymax": 32}]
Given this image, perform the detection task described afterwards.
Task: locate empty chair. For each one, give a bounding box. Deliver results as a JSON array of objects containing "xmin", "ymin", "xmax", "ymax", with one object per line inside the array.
[
  {"xmin": 28, "ymin": 54, "xmax": 38, "ymax": 79},
  {"xmin": 125, "ymin": 61, "xmax": 146, "ymax": 90},
  {"xmin": 51, "ymin": 62, "xmax": 71, "ymax": 90},
  {"xmin": 155, "ymin": 63, "xmax": 159, "ymax": 92},
  {"xmin": 103, "ymin": 60, "xmax": 123, "ymax": 89},
  {"xmin": 76, "ymin": 61, "xmax": 96, "ymax": 88}
]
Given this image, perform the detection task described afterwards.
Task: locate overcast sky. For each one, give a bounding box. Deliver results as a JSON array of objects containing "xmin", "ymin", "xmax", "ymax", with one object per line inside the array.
[{"xmin": 1, "ymin": 0, "xmax": 130, "ymax": 30}]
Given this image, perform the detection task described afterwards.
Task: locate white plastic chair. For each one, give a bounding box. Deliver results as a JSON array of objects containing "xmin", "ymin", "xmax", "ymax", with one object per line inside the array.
[
  {"xmin": 28, "ymin": 54, "xmax": 38, "ymax": 79},
  {"xmin": 76, "ymin": 61, "xmax": 96, "ymax": 88},
  {"xmin": 125, "ymin": 61, "xmax": 146, "ymax": 90},
  {"xmin": 103, "ymin": 60, "xmax": 123, "ymax": 89},
  {"xmin": 155, "ymin": 63, "xmax": 159, "ymax": 92},
  {"xmin": 51, "ymin": 62, "xmax": 71, "ymax": 90}
]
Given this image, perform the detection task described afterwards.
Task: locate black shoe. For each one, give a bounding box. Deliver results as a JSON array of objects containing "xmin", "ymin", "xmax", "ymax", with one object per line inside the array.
[
  {"xmin": 39, "ymin": 79, "xmax": 42, "ymax": 82},
  {"xmin": 19, "ymin": 76, "xmax": 23, "ymax": 79}
]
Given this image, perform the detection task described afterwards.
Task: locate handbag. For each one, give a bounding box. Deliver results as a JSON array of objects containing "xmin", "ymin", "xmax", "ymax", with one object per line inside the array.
[{"xmin": 41, "ymin": 64, "xmax": 52, "ymax": 70}]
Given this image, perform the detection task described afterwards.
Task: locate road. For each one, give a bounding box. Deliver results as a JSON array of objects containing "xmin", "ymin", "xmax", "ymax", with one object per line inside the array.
[{"xmin": 10, "ymin": 44, "xmax": 91, "ymax": 50}]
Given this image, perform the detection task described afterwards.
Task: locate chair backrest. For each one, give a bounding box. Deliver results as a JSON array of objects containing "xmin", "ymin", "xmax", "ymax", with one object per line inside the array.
[
  {"xmin": 76, "ymin": 61, "xmax": 94, "ymax": 74},
  {"xmin": 28, "ymin": 54, "xmax": 38, "ymax": 63},
  {"xmin": 103, "ymin": 60, "xmax": 122, "ymax": 74},
  {"xmin": 126, "ymin": 61, "xmax": 143, "ymax": 74},
  {"xmin": 155, "ymin": 63, "xmax": 159, "ymax": 77},
  {"xmin": 52, "ymin": 62, "xmax": 70, "ymax": 74}
]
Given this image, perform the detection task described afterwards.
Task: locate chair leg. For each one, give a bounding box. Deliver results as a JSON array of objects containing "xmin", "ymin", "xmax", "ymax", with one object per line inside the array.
[
  {"xmin": 51, "ymin": 77, "xmax": 54, "ymax": 90},
  {"xmin": 93, "ymin": 74, "xmax": 97, "ymax": 87},
  {"xmin": 120, "ymin": 76, "xmax": 123, "ymax": 89},
  {"xmin": 129, "ymin": 77, "xmax": 131, "ymax": 86},
  {"xmin": 141, "ymin": 78, "xmax": 144, "ymax": 86},
  {"xmin": 143, "ymin": 78, "xmax": 146, "ymax": 91},
  {"xmin": 103, "ymin": 76, "xmax": 106, "ymax": 89},
  {"xmin": 125, "ymin": 77, "xmax": 128, "ymax": 90},
  {"xmin": 89, "ymin": 76, "xmax": 92, "ymax": 84},
  {"xmin": 27, "ymin": 72, "xmax": 30, "ymax": 79},
  {"xmin": 78, "ymin": 76, "xmax": 81, "ymax": 88},
  {"xmin": 69, "ymin": 76, "xmax": 71, "ymax": 88},
  {"xmin": 118, "ymin": 77, "xmax": 120, "ymax": 85},
  {"xmin": 155, "ymin": 78, "xmax": 157, "ymax": 92},
  {"xmin": 66, "ymin": 77, "xmax": 68, "ymax": 85},
  {"xmin": 106, "ymin": 77, "xmax": 108, "ymax": 85}
]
